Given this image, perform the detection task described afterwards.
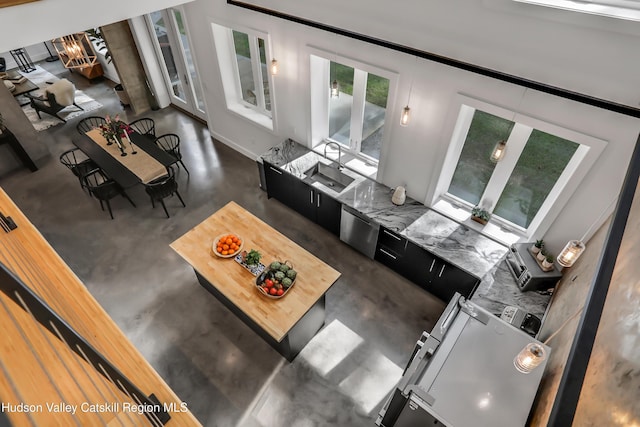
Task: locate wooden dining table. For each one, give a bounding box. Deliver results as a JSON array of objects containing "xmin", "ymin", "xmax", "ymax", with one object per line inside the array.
[{"xmin": 73, "ymin": 130, "xmax": 177, "ymax": 189}]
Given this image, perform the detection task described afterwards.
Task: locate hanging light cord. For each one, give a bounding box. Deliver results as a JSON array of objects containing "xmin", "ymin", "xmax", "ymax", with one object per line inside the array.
[
  {"xmin": 544, "ymin": 306, "xmax": 583, "ymax": 345},
  {"xmin": 579, "ymin": 197, "xmax": 618, "ymax": 242},
  {"xmin": 407, "ymin": 56, "xmax": 417, "ymax": 105}
]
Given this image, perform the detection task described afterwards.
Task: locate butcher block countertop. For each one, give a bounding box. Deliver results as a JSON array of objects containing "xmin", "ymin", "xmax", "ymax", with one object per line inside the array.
[{"xmin": 170, "ymin": 201, "xmax": 341, "ymax": 342}]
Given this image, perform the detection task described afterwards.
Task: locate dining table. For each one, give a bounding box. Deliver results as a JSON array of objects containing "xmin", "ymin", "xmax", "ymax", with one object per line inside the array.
[{"xmin": 73, "ymin": 129, "xmax": 177, "ymax": 189}]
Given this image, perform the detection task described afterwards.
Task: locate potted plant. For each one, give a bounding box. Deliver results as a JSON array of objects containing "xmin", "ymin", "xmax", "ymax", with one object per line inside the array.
[
  {"xmin": 531, "ymin": 239, "xmax": 544, "ymax": 255},
  {"xmin": 243, "ymin": 249, "xmax": 262, "ymax": 266},
  {"xmin": 542, "ymin": 254, "xmax": 555, "ymax": 269},
  {"xmin": 537, "ymin": 248, "xmax": 547, "ymax": 262},
  {"xmin": 470, "ymin": 206, "xmax": 491, "ymax": 225}
]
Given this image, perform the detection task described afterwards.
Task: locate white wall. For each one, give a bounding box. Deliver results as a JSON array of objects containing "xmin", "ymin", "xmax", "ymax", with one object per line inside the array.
[
  {"xmin": 180, "ymin": 0, "xmax": 640, "ymax": 253},
  {"xmin": 0, "ymin": 0, "xmax": 195, "ymax": 53}
]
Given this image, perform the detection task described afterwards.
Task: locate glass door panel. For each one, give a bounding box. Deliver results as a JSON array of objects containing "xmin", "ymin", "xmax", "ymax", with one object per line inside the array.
[
  {"xmin": 172, "ymin": 9, "xmax": 205, "ymax": 113},
  {"xmin": 149, "ymin": 11, "xmax": 187, "ymax": 104},
  {"xmin": 329, "ymin": 62, "xmax": 354, "ymax": 147},
  {"xmin": 360, "ymin": 72, "xmax": 389, "ymax": 160},
  {"xmin": 448, "ymin": 110, "xmax": 512, "ymax": 205}
]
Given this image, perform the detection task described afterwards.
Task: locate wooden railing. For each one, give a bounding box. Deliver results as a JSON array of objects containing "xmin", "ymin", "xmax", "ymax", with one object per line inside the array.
[{"xmin": 0, "ymin": 188, "xmax": 201, "ymax": 427}]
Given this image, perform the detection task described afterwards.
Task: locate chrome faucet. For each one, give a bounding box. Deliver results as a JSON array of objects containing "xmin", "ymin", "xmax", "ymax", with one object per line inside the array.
[{"xmin": 324, "ymin": 141, "xmax": 343, "ymax": 169}]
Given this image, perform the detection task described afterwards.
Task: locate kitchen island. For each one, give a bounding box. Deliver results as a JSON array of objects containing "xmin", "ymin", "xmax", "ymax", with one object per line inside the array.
[{"xmin": 170, "ymin": 201, "xmax": 341, "ymax": 361}]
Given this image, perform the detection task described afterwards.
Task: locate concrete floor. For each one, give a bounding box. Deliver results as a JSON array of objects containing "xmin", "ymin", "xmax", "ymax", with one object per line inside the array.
[{"xmin": 0, "ymin": 61, "xmax": 445, "ymax": 426}]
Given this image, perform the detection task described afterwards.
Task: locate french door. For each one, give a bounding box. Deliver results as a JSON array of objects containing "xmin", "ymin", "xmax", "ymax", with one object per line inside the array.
[{"xmin": 147, "ymin": 8, "xmax": 206, "ymax": 120}]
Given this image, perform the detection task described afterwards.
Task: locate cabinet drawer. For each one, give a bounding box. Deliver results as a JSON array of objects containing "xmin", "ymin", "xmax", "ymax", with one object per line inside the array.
[
  {"xmin": 375, "ymin": 246, "xmax": 404, "ymax": 271},
  {"xmin": 377, "ymin": 227, "xmax": 408, "ymax": 254}
]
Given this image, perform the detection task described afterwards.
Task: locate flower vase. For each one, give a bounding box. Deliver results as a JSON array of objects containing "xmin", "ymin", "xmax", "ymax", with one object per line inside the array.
[{"xmin": 115, "ymin": 135, "xmax": 127, "ymax": 157}]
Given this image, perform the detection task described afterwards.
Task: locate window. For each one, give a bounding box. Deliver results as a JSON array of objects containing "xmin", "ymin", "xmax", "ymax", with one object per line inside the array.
[
  {"xmin": 310, "ymin": 53, "xmax": 394, "ymax": 164},
  {"xmin": 435, "ymin": 96, "xmax": 606, "ymax": 239},
  {"xmin": 514, "ymin": 0, "xmax": 640, "ymax": 21},
  {"xmin": 211, "ymin": 23, "xmax": 275, "ymax": 130}
]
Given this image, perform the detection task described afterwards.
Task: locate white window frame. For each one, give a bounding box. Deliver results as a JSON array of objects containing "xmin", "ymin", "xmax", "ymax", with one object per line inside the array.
[
  {"xmin": 211, "ymin": 22, "xmax": 276, "ymax": 131},
  {"xmin": 514, "ymin": 0, "xmax": 640, "ymax": 21},
  {"xmin": 432, "ymin": 94, "xmax": 607, "ymax": 241},
  {"xmin": 308, "ymin": 48, "xmax": 398, "ymax": 165}
]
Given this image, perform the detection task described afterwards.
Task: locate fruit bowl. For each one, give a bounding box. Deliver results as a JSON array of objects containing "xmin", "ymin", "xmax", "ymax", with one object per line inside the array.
[
  {"xmin": 255, "ymin": 260, "xmax": 297, "ymax": 299},
  {"xmin": 212, "ymin": 233, "xmax": 243, "ymax": 258}
]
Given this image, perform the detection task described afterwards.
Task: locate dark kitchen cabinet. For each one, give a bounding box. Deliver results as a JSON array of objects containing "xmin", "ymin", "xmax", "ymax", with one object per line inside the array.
[
  {"xmin": 378, "ymin": 233, "xmax": 480, "ymax": 302},
  {"xmin": 375, "ymin": 227, "xmax": 409, "ymax": 272},
  {"xmin": 263, "ymin": 161, "xmax": 342, "ymax": 236},
  {"xmin": 429, "ymin": 260, "xmax": 479, "ymax": 302},
  {"xmin": 315, "ymin": 191, "xmax": 342, "ymax": 236},
  {"xmin": 264, "ymin": 161, "xmax": 293, "ymax": 206}
]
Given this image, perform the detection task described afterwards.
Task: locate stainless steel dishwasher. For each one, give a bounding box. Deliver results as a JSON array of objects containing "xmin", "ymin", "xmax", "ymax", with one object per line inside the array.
[{"xmin": 340, "ymin": 205, "xmax": 380, "ymax": 259}]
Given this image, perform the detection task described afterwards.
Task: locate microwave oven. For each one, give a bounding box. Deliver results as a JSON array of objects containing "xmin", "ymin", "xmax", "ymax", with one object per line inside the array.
[{"xmin": 506, "ymin": 243, "xmax": 562, "ymax": 292}]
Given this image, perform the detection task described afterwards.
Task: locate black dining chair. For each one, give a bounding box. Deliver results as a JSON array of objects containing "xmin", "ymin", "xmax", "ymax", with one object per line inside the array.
[
  {"xmin": 76, "ymin": 116, "xmax": 106, "ymax": 135},
  {"xmin": 143, "ymin": 166, "xmax": 185, "ymax": 218},
  {"xmin": 154, "ymin": 133, "xmax": 190, "ymax": 175},
  {"xmin": 83, "ymin": 168, "xmax": 136, "ymax": 220},
  {"xmin": 129, "ymin": 118, "xmax": 155, "ymax": 137},
  {"xmin": 59, "ymin": 148, "xmax": 98, "ymax": 192}
]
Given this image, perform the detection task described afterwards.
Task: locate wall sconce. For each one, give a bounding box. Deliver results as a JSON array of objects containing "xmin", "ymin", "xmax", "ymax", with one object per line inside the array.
[
  {"xmin": 270, "ymin": 59, "xmax": 278, "ymax": 76},
  {"xmin": 557, "ymin": 197, "xmax": 617, "ymax": 268},
  {"xmin": 52, "ymin": 33, "xmax": 97, "ymax": 69},
  {"xmin": 490, "ymin": 140, "xmax": 507, "ymax": 163},
  {"xmin": 400, "ymin": 106, "xmax": 411, "ymax": 126},
  {"xmin": 514, "ymin": 343, "xmax": 546, "ymax": 374}
]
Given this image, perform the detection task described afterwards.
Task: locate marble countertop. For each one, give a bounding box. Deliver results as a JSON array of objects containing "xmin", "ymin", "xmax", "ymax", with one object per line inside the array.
[
  {"xmin": 471, "ymin": 260, "xmax": 552, "ymax": 319},
  {"xmin": 261, "ymin": 139, "xmax": 550, "ymax": 317},
  {"xmin": 401, "ymin": 210, "xmax": 509, "ymax": 279}
]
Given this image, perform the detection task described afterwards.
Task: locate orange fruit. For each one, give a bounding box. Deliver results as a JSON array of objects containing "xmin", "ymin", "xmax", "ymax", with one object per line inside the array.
[
  {"xmin": 232, "ymin": 236, "xmax": 238, "ymax": 243},
  {"xmin": 231, "ymin": 243, "xmax": 237, "ymax": 250},
  {"xmin": 221, "ymin": 250, "xmax": 228, "ymax": 255},
  {"xmin": 222, "ymin": 244, "xmax": 229, "ymax": 250},
  {"xmin": 217, "ymin": 246, "xmax": 223, "ymax": 253},
  {"xmin": 225, "ymin": 238, "xmax": 232, "ymax": 245}
]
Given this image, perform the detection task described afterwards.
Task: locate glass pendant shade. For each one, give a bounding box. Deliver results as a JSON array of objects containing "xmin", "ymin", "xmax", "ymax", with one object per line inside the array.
[
  {"xmin": 270, "ymin": 59, "xmax": 278, "ymax": 75},
  {"xmin": 514, "ymin": 343, "xmax": 546, "ymax": 374},
  {"xmin": 331, "ymin": 79, "xmax": 339, "ymax": 98},
  {"xmin": 400, "ymin": 105, "xmax": 411, "ymax": 126},
  {"xmin": 490, "ymin": 140, "xmax": 507, "ymax": 163},
  {"xmin": 557, "ymin": 240, "xmax": 586, "ymax": 268}
]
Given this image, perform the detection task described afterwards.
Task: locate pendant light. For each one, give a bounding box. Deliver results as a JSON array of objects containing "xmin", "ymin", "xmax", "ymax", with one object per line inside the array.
[
  {"xmin": 270, "ymin": 59, "xmax": 279, "ymax": 76},
  {"xmin": 557, "ymin": 197, "xmax": 617, "ymax": 268},
  {"xmin": 513, "ymin": 343, "xmax": 547, "ymax": 374},
  {"xmin": 490, "ymin": 88, "xmax": 527, "ymax": 163},
  {"xmin": 400, "ymin": 56, "xmax": 417, "ymax": 127},
  {"xmin": 330, "ymin": 39, "xmax": 339, "ymax": 98}
]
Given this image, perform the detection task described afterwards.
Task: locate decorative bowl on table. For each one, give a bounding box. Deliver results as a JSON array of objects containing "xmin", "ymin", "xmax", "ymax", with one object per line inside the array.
[
  {"xmin": 255, "ymin": 260, "xmax": 297, "ymax": 299},
  {"xmin": 212, "ymin": 233, "xmax": 243, "ymax": 258}
]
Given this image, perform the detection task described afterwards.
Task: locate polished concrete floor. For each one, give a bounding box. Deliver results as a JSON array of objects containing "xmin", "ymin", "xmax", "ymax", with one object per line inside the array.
[{"xmin": 0, "ymin": 62, "xmax": 445, "ymax": 426}]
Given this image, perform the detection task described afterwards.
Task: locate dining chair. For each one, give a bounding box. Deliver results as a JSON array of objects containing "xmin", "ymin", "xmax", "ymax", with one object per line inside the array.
[
  {"xmin": 129, "ymin": 118, "xmax": 155, "ymax": 137},
  {"xmin": 76, "ymin": 116, "xmax": 106, "ymax": 135},
  {"xmin": 83, "ymin": 168, "xmax": 136, "ymax": 220},
  {"xmin": 143, "ymin": 166, "xmax": 185, "ymax": 218},
  {"xmin": 59, "ymin": 148, "xmax": 98, "ymax": 192},
  {"xmin": 154, "ymin": 133, "xmax": 190, "ymax": 175}
]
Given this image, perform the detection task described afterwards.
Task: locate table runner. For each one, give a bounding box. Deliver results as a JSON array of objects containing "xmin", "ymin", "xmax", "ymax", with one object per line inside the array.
[{"xmin": 86, "ymin": 128, "xmax": 167, "ymax": 184}]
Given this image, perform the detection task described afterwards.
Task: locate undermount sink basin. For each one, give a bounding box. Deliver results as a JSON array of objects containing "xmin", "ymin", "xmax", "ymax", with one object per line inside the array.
[{"xmin": 304, "ymin": 162, "xmax": 355, "ymax": 192}]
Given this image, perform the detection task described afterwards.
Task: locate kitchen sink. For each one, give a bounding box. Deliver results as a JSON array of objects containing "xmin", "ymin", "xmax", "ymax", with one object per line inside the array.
[{"xmin": 304, "ymin": 162, "xmax": 355, "ymax": 192}]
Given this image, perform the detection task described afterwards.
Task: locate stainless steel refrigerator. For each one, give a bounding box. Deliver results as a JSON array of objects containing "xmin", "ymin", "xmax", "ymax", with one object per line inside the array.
[{"xmin": 377, "ymin": 294, "xmax": 550, "ymax": 427}]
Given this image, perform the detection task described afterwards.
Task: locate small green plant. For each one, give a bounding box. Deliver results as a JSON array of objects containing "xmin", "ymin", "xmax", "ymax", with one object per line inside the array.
[
  {"xmin": 545, "ymin": 254, "xmax": 554, "ymax": 263},
  {"xmin": 471, "ymin": 206, "xmax": 491, "ymax": 221},
  {"xmin": 245, "ymin": 249, "xmax": 262, "ymax": 266},
  {"xmin": 534, "ymin": 239, "xmax": 544, "ymax": 249}
]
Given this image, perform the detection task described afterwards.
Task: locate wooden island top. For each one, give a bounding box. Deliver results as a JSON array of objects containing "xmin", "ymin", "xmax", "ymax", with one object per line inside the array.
[{"xmin": 170, "ymin": 201, "xmax": 341, "ymax": 343}]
